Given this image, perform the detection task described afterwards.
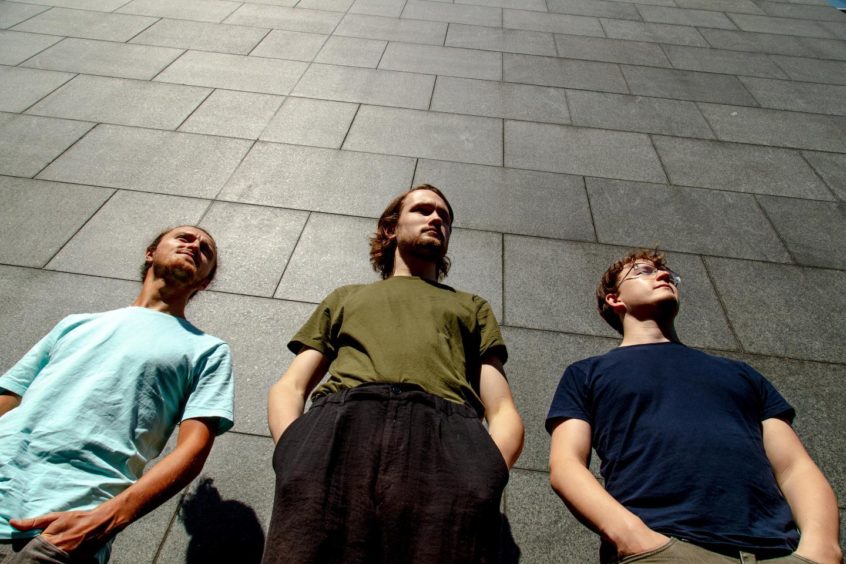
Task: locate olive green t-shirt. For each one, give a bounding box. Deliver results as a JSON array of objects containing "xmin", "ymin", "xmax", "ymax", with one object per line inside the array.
[{"xmin": 288, "ymin": 276, "xmax": 507, "ymax": 415}]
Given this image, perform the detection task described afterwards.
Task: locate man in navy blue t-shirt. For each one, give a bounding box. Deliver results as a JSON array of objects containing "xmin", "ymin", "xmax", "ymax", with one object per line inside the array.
[{"xmin": 546, "ymin": 249, "xmax": 841, "ymax": 564}]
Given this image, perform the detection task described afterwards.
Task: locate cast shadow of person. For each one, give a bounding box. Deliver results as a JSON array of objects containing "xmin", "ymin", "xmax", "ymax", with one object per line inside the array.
[
  {"xmin": 499, "ymin": 513, "xmax": 521, "ymax": 563},
  {"xmin": 179, "ymin": 477, "xmax": 265, "ymax": 564}
]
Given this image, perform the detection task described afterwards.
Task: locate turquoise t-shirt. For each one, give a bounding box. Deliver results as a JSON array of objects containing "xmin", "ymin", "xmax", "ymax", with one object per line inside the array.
[{"xmin": 0, "ymin": 307, "xmax": 234, "ymax": 539}]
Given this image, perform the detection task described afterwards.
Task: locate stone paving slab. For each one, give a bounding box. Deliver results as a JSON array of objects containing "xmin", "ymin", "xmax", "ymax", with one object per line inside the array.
[
  {"xmin": 672, "ymin": 0, "xmax": 764, "ymax": 14},
  {"xmin": 553, "ymin": 34, "xmax": 671, "ymax": 67},
  {"xmin": 504, "ymin": 53, "xmax": 628, "ymax": 93},
  {"xmin": 598, "ymin": 18, "xmax": 709, "ymax": 47},
  {"xmin": 704, "ymin": 258, "xmax": 846, "ymax": 363},
  {"xmin": 11, "ymin": 7, "xmax": 157, "ymax": 42},
  {"xmin": 251, "ymin": 29, "xmax": 327, "ymax": 61},
  {"xmin": 11, "ymin": 0, "xmax": 127, "ymax": 11},
  {"xmin": 334, "ymin": 13, "xmax": 447, "ymax": 44},
  {"xmin": 413, "ymin": 159, "xmax": 594, "ymax": 240},
  {"xmin": 0, "ymin": 176, "xmax": 113, "ymax": 268},
  {"xmin": 45, "ymin": 190, "xmax": 211, "ymax": 279},
  {"xmin": 225, "ymin": 3, "xmax": 342, "ymax": 34},
  {"xmin": 117, "ymin": 0, "xmax": 241, "ymax": 24},
  {"xmin": 818, "ymin": 20, "xmax": 846, "ymax": 40},
  {"xmin": 738, "ymin": 77, "xmax": 846, "ymax": 116},
  {"xmin": 802, "ymin": 151, "xmax": 846, "ymax": 201},
  {"xmin": 379, "ymin": 42, "xmax": 502, "ymax": 81},
  {"xmin": 0, "ymin": 1, "xmax": 50, "ymax": 29},
  {"xmin": 344, "ymin": 106, "xmax": 503, "ymax": 166},
  {"xmin": 27, "ymin": 75, "xmax": 211, "ymax": 130},
  {"xmin": 291, "ymin": 63, "xmax": 435, "ymax": 109},
  {"xmin": 401, "ymin": 0, "xmax": 502, "ymax": 27},
  {"xmin": 799, "ymin": 36, "xmax": 846, "ymax": 61},
  {"xmin": 652, "ymin": 136, "xmax": 834, "ymax": 199},
  {"xmin": 662, "ymin": 44, "xmax": 789, "ymax": 79},
  {"xmin": 440, "ymin": 227, "xmax": 504, "ymax": 318},
  {"xmin": 219, "ymin": 142, "xmax": 415, "ymax": 216},
  {"xmin": 727, "ymin": 13, "xmax": 834, "ymax": 38},
  {"xmin": 505, "ymin": 121, "xmax": 667, "ymax": 183},
  {"xmin": 567, "ymin": 90, "xmax": 714, "ymax": 138},
  {"xmin": 545, "ymin": 0, "xmax": 640, "ymax": 20},
  {"xmin": 456, "ymin": 0, "xmax": 547, "ymax": 12},
  {"xmin": 179, "ymin": 89, "xmax": 284, "ymax": 139},
  {"xmin": 755, "ymin": 1, "xmax": 844, "ymax": 20},
  {"xmin": 621, "ymin": 65, "xmax": 757, "ymax": 105},
  {"xmin": 0, "ymin": 29, "xmax": 62, "ymax": 65},
  {"xmin": 757, "ymin": 196, "xmax": 846, "ymax": 270},
  {"xmin": 431, "ymin": 76, "xmax": 570, "ymax": 124},
  {"xmin": 770, "ymin": 55, "xmax": 846, "ymax": 85},
  {"xmin": 314, "ymin": 35, "xmax": 387, "ymax": 67},
  {"xmin": 635, "ymin": 5, "xmax": 738, "ymax": 29},
  {"xmin": 22, "ymin": 37, "xmax": 182, "ymax": 80},
  {"xmin": 445, "ymin": 23, "xmax": 556, "ymax": 56},
  {"xmin": 0, "ymin": 112, "xmax": 94, "ymax": 177},
  {"xmin": 0, "ymin": 65, "xmax": 73, "ymax": 112},
  {"xmin": 260, "ymin": 96, "xmax": 358, "ymax": 148},
  {"xmin": 587, "ymin": 178, "xmax": 791, "ymax": 262},
  {"xmin": 699, "ymin": 103, "xmax": 846, "ymax": 152},
  {"xmin": 297, "ymin": 0, "xmax": 353, "ymax": 12},
  {"xmin": 502, "ymin": 9, "xmax": 603, "ymax": 36},
  {"xmin": 348, "ymin": 0, "xmax": 405, "ymax": 18},
  {"xmin": 39, "ymin": 125, "xmax": 251, "ymax": 198},
  {"xmin": 699, "ymin": 28, "xmax": 815, "ymax": 57},
  {"xmin": 129, "ymin": 19, "xmax": 269, "ymax": 55}
]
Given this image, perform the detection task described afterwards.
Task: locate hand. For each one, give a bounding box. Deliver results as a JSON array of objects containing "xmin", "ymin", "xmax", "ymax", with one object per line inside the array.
[
  {"xmin": 10, "ymin": 507, "xmax": 118, "ymax": 555},
  {"xmin": 615, "ymin": 527, "xmax": 670, "ymax": 559}
]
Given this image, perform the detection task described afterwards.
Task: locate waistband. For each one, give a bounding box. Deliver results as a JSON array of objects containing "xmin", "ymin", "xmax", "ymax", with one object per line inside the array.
[{"xmin": 311, "ymin": 383, "xmax": 482, "ymax": 418}]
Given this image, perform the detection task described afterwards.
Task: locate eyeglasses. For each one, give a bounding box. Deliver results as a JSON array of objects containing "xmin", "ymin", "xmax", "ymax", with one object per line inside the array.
[{"xmin": 615, "ymin": 263, "xmax": 681, "ymax": 291}]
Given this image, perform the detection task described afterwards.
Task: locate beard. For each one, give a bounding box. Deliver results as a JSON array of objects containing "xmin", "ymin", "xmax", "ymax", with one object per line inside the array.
[
  {"xmin": 153, "ymin": 260, "xmax": 196, "ymax": 285},
  {"xmin": 404, "ymin": 234, "xmax": 446, "ymax": 262}
]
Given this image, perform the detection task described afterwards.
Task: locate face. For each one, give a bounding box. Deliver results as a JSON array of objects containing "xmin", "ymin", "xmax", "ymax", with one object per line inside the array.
[
  {"xmin": 146, "ymin": 227, "xmax": 217, "ymax": 288},
  {"xmin": 609, "ymin": 260, "xmax": 679, "ymax": 314},
  {"xmin": 392, "ymin": 189, "xmax": 452, "ymax": 261}
]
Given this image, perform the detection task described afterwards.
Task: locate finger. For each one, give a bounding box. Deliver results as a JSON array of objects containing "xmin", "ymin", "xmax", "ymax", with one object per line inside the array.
[{"xmin": 9, "ymin": 513, "xmax": 62, "ymax": 531}]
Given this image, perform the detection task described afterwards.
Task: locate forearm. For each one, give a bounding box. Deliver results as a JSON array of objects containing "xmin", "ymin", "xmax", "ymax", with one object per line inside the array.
[
  {"xmin": 267, "ymin": 378, "xmax": 308, "ymax": 443},
  {"xmin": 487, "ymin": 407, "xmax": 524, "ymax": 469},
  {"xmin": 780, "ymin": 459, "xmax": 841, "ymax": 563},
  {"xmin": 0, "ymin": 391, "xmax": 21, "ymax": 417}
]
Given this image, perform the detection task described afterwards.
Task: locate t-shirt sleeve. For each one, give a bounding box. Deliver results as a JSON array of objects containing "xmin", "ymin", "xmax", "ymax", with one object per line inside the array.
[
  {"xmin": 287, "ymin": 291, "xmax": 340, "ymax": 359},
  {"xmin": 742, "ymin": 362, "xmax": 795, "ymax": 423},
  {"xmin": 0, "ymin": 318, "xmax": 68, "ymax": 397},
  {"xmin": 181, "ymin": 342, "xmax": 235, "ymax": 435},
  {"xmin": 476, "ymin": 298, "xmax": 507, "ymax": 364},
  {"xmin": 546, "ymin": 363, "xmax": 592, "ymax": 434}
]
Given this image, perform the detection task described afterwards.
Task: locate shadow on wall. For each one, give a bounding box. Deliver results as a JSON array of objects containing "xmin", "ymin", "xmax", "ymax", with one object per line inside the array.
[{"xmin": 180, "ymin": 478, "xmax": 265, "ymax": 564}]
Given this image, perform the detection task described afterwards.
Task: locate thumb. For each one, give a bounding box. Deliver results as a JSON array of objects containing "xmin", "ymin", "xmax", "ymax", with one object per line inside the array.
[{"xmin": 9, "ymin": 513, "xmax": 60, "ymax": 531}]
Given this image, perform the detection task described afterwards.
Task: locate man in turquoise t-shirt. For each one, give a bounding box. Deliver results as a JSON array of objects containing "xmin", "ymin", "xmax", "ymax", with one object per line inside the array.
[{"xmin": 0, "ymin": 226, "xmax": 235, "ymax": 563}]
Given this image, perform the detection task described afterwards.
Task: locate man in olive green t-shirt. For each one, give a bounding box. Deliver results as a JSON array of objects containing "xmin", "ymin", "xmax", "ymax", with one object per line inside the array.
[{"xmin": 264, "ymin": 184, "xmax": 524, "ymax": 564}]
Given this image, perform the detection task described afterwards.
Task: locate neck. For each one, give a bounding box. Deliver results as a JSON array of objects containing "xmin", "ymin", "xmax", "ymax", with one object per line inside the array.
[
  {"xmin": 132, "ymin": 276, "xmax": 193, "ymax": 318},
  {"xmin": 619, "ymin": 317, "xmax": 679, "ymax": 347},
  {"xmin": 390, "ymin": 251, "xmax": 439, "ymax": 281}
]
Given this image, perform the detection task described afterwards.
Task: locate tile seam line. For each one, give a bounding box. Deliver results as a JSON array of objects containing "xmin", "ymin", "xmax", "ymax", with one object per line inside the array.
[
  {"xmin": 150, "ymin": 499, "xmax": 181, "ymax": 564},
  {"xmin": 39, "ymin": 189, "xmax": 119, "ymax": 269},
  {"xmin": 26, "ymin": 119, "xmax": 97, "ymax": 179},
  {"xmin": 798, "ymin": 151, "xmax": 842, "ymax": 202},
  {"xmin": 3, "ymin": 5, "xmax": 50, "ymax": 28},
  {"xmin": 580, "ymin": 175, "xmax": 599, "ymax": 243},
  {"xmin": 751, "ymin": 193, "xmax": 799, "ymax": 265},
  {"xmin": 271, "ymin": 211, "xmax": 312, "ymax": 297},
  {"xmin": 17, "ymin": 71, "xmax": 79, "ymax": 115},
  {"xmin": 14, "ymin": 34, "xmax": 67, "ymax": 68},
  {"xmin": 124, "ymin": 15, "xmax": 163, "ymax": 43},
  {"xmin": 700, "ymin": 256, "xmax": 744, "ymax": 352},
  {"xmin": 210, "ymin": 139, "xmax": 257, "ymax": 201}
]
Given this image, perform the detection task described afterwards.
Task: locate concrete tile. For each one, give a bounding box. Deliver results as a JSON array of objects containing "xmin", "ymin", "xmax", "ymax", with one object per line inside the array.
[
  {"xmin": 129, "ymin": 19, "xmax": 269, "ymax": 55},
  {"xmin": 22, "ymin": 37, "xmax": 182, "ymax": 80},
  {"xmin": 45, "ymin": 190, "xmax": 211, "ymax": 279},
  {"xmin": 314, "ymin": 35, "xmax": 386, "ymax": 67},
  {"xmin": 27, "ymin": 75, "xmax": 210, "ymax": 130},
  {"xmin": 225, "ymin": 3, "xmax": 342, "ymax": 34},
  {"xmin": 0, "ymin": 1, "xmax": 49, "ymax": 29},
  {"xmin": 504, "ymin": 238, "xmax": 738, "ymax": 349},
  {"xmin": 0, "ymin": 29, "xmax": 60, "ymax": 65},
  {"xmin": 111, "ymin": 494, "xmax": 178, "ymax": 563},
  {"xmin": 673, "ymin": 0, "xmax": 763, "ymax": 13},
  {"xmin": 241, "ymin": 0, "xmax": 299, "ymax": 7},
  {"xmin": 599, "ymin": 19, "xmax": 709, "ymax": 47},
  {"xmin": 653, "ymin": 136, "xmax": 833, "ymax": 199},
  {"xmin": 275, "ymin": 213, "xmax": 381, "ymax": 302},
  {"xmin": 0, "ymin": 65, "xmax": 73, "ymax": 112},
  {"xmin": 802, "ymin": 151, "xmax": 846, "ymax": 201},
  {"xmin": 345, "ymin": 106, "xmax": 503, "ymax": 166},
  {"xmin": 757, "ymin": 196, "xmax": 846, "ymax": 269},
  {"xmin": 506, "ymin": 458, "xmax": 600, "ymax": 562},
  {"xmin": 0, "ymin": 177, "xmax": 113, "ymax": 267},
  {"xmin": 502, "ymin": 9, "xmax": 604, "ymax": 36},
  {"xmin": 756, "ymin": 1, "xmax": 843, "ymax": 20},
  {"xmin": 456, "ymin": 0, "xmax": 546, "ymax": 10},
  {"xmin": 10, "ymin": 0, "xmax": 126, "ymax": 11},
  {"xmin": 445, "ymin": 24, "xmax": 556, "ymax": 56},
  {"xmin": 39, "ymin": 125, "xmax": 251, "ymax": 198},
  {"xmin": 335, "ymin": 13, "xmax": 446, "ymax": 44},
  {"xmin": 505, "ymin": 121, "xmax": 666, "ymax": 183},
  {"xmin": 504, "ymin": 54, "xmax": 628, "ymax": 93},
  {"xmin": 797, "ymin": 37, "xmax": 846, "ymax": 61},
  {"xmin": 379, "ymin": 42, "xmax": 502, "ymax": 81},
  {"xmin": 297, "ymin": 0, "xmax": 354, "ymax": 11},
  {"xmin": 635, "ymin": 5, "xmax": 738, "ymax": 29},
  {"xmin": 699, "ymin": 28, "xmax": 814, "ymax": 57},
  {"xmin": 622, "ymin": 65, "xmax": 758, "ymax": 105},
  {"xmin": 260, "ymin": 97, "xmax": 358, "ymax": 149},
  {"xmin": 117, "ymin": 0, "xmax": 240, "ymax": 23},
  {"xmin": 292, "ymin": 63, "xmax": 434, "ymax": 109},
  {"xmin": 219, "ymin": 142, "xmax": 415, "ymax": 216},
  {"xmin": 699, "ymin": 103, "xmax": 846, "ymax": 152},
  {"xmin": 414, "ymin": 159, "xmax": 593, "ymax": 240},
  {"xmin": 770, "ymin": 55, "xmax": 846, "ymax": 85},
  {"xmin": 11, "ymin": 7, "xmax": 156, "ymax": 41},
  {"xmin": 817, "ymin": 20, "xmax": 846, "ymax": 40},
  {"xmin": 663, "ymin": 44, "xmax": 788, "ymax": 79},
  {"xmin": 567, "ymin": 90, "xmax": 713, "ymax": 138},
  {"xmin": 0, "ymin": 113, "xmax": 93, "ymax": 177},
  {"xmin": 587, "ymin": 178, "xmax": 791, "ymax": 262},
  {"xmin": 155, "ymin": 51, "xmax": 308, "ymax": 95},
  {"xmin": 705, "ymin": 258, "xmax": 846, "ymax": 363},
  {"xmin": 554, "ymin": 34, "xmax": 671, "ymax": 67},
  {"xmin": 179, "ymin": 89, "xmax": 284, "ymax": 139},
  {"xmin": 251, "ymin": 29, "xmax": 326, "ymax": 61},
  {"xmin": 349, "ymin": 0, "xmax": 406, "ymax": 17},
  {"xmin": 442, "ymin": 228, "xmax": 504, "ymax": 319},
  {"xmin": 431, "ymin": 76, "xmax": 569, "ymax": 124},
  {"xmin": 401, "ymin": 0, "xmax": 502, "ymax": 27},
  {"xmin": 197, "ymin": 202, "xmax": 309, "ymax": 297},
  {"xmin": 728, "ymin": 13, "xmax": 833, "ymax": 38},
  {"xmin": 546, "ymin": 0, "xmax": 640, "ymax": 20}
]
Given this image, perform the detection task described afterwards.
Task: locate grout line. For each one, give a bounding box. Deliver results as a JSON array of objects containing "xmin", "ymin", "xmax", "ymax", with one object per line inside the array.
[
  {"xmin": 150, "ymin": 502, "xmax": 182, "ymax": 564},
  {"xmin": 41, "ymin": 188, "xmax": 119, "ymax": 268},
  {"xmin": 246, "ymin": 28, "xmax": 275, "ymax": 56},
  {"xmin": 752, "ymin": 193, "xmax": 799, "ymax": 264},
  {"xmin": 19, "ymin": 72, "xmax": 78, "ymax": 115},
  {"xmin": 693, "ymin": 100, "xmax": 720, "ymax": 139},
  {"xmin": 271, "ymin": 211, "xmax": 312, "ymax": 297},
  {"xmin": 500, "ymin": 231, "xmax": 506, "ymax": 324},
  {"xmin": 798, "ymin": 151, "xmax": 842, "ymax": 202},
  {"xmin": 338, "ymin": 102, "xmax": 361, "ymax": 148},
  {"xmin": 647, "ymin": 133, "xmax": 671, "ymax": 185},
  {"xmin": 29, "ymin": 120, "xmax": 98, "ymax": 179},
  {"xmin": 124, "ymin": 15, "xmax": 162, "ymax": 43},
  {"xmin": 581, "ymin": 176, "xmax": 598, "ymax": 242},
  {"xmin": 172, "ymin": 87, "xmax": 215, "ymax": 131},
  {"xmin": 210, "ymin": 139, "xmax": 258, "ymax": 201},
  {"xmin": 700, "ymin": 256, "xmax": 744, "ymax": 352}
]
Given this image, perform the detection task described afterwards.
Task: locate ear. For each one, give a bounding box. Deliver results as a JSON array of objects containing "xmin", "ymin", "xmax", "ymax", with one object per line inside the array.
[{"xmin": 605, "ymin": 293, "xmax": 627, "ymax": 314}]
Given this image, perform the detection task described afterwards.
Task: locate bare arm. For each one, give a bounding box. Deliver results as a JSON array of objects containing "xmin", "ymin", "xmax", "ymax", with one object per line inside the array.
[
  {"xmin": 763, "ymin": 417, "xmax": 842, "ymax": 564},
  {"xmin": 478, "ymin": 355, "xmax": 524, "ymax": 469},
  {"xmin": 10, "ymin": 418, "xmax": 217, "ymax": 555},
  {"xmin": 267, "ymin": 347, "xmax": 329, "ymax": 443},
  {"xmin": 548, "ymin": 418, "xmax": 668, "ymax": 558},
  {"xmin": 0, "ymin": 390, "xmax": 21, "ymax": 417}
]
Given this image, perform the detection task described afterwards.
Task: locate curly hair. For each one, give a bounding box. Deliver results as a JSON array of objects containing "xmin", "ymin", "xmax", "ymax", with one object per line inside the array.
[
  {"xmin": 140, "ymin": 225, "xmax": 219, "ymax": 287},
  {"xmin": 596, "ymin": 248, "xmax": 668, "ymax": 335},
  {"xmin": 369, "ymin": 184, "xmax": 454, "ymax": 280}
]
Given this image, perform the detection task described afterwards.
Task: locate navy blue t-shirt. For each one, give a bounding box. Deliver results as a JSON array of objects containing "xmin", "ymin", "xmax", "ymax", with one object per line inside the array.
[{"xmin": 546, "ymin": 342, "xmax": 799, "ymax": 554}]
